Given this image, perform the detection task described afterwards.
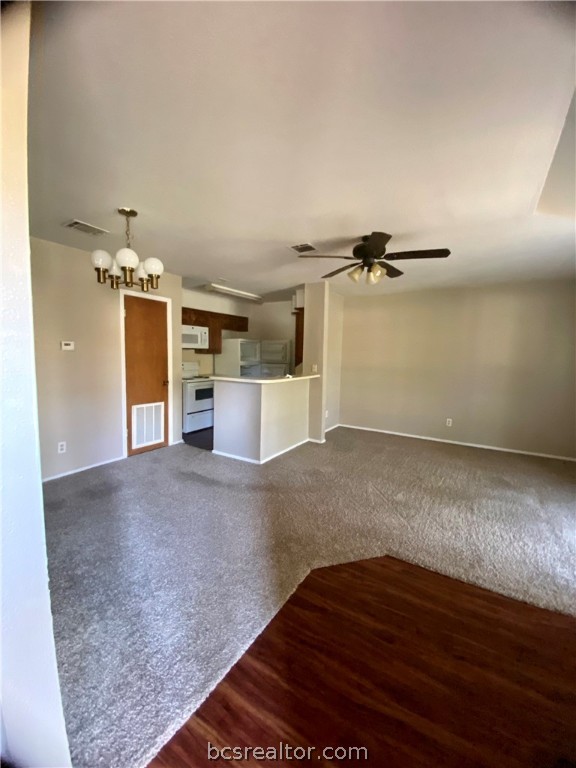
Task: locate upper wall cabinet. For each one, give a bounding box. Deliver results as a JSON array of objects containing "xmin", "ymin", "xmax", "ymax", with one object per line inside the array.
[{"xmin": 181, "ymin": 307, "xmax": 249, "ymax": 354}]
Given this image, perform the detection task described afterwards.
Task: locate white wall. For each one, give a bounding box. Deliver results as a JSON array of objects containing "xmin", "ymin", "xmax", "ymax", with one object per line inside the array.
[
  {"xmin": 31, "ymin": 238, "xmax": 182, "ymax": 479},
  {"xmin": 325, "ymin": 290, "xmax": 343, "ymax": 430},
  {"xmin": 249, "ymin": 300, "xmax": 295, "ymax": 370},
  {"xmin": 249, "ymin": 300, "xmax": 294, "ymax": 341},
  {"xmin": 538, "ymin": 93, "xmax": 575, "ymax": 218},
  {"xmin": 340, "ymin": 280, "xmax": 576, "ymax": 458},
  {"xmin": 1, "ymin": 5, "xmax": 71, "ymax": 765},
  {"xmin": 303, "ymin": 282, "xmax": 329, "ymax": 441}
]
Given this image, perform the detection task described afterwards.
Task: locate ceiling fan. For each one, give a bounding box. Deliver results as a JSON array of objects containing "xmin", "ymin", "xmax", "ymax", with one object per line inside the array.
[{"xmin": 298, "ymin": 232, "xmax": 450, "ymax": 285}]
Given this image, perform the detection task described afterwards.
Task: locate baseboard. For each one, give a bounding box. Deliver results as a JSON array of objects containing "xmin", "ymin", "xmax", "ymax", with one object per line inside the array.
[
  {"xmin": 212, "ymin": 450, "xmax": 261, "ymax": 464},
  {"xmin": 261, "ymin": 439, "xmax": 310, "ymax": 464},
  {"xmin": 308, "ymin": 438, "xmax": 326, "ymax": 444},
  {"xmin": 213, "ymin": 438, "xmax": 311, "ymax": 465},
  {"xmin": 325, "ymin": 424, "xmax": 339, "ymax": 433},
  {"xmin": 43, "ymin": 455, "xmax": 125, "ymax": 482},
  {"xmin": 336, "ymin": 424, "xmax": 576, "ymax": 463},
  {"xmin": 44, "ymin": 440, "xmax": 187, "ymax": 482}
]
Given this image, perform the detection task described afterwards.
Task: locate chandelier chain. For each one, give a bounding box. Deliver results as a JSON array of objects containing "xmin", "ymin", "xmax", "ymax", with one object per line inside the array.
[{"xmin": 125, "ymin": 215, "xmax": 132, "ymax": 249}]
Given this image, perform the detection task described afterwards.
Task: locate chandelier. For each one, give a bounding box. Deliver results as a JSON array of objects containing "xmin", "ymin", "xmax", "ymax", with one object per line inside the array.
[{"xmin": 90, "ymin": 208, "xmax": 164, "ymax": 291}]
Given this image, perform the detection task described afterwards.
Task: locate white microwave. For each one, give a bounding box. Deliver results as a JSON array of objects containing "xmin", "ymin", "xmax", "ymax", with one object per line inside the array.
[{"xmin": 182, "ymin": 325, "xmax": 209, "ymax": 349}]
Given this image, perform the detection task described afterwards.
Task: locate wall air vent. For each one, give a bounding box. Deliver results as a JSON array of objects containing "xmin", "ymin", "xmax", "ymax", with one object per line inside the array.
[
  {"xmin": 132, "ymin": 402, "xmax": 164, "ymax": 449},
  {"xmin": 290, "ymin": 243, "xmax": 316, "ymax": 254},
  {"xmin": 62, "ymin": 219, "xmax": 109, "ymax": 236}
]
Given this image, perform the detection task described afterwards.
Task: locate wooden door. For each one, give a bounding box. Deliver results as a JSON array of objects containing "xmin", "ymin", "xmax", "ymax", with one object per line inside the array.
[{"xmin": 124, "ymin": 295, "xmax": 169, "ymax": 456}]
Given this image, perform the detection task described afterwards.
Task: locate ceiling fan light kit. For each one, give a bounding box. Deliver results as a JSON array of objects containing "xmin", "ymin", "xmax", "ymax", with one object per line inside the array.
[
  {"xmin": 347, "ymin": 265, "xmax": 364, "ymax": 283},
  {"xmin": 300, "ymin": 231, "xmax": 450, "ymax": 286},
  {"xmin": 90, "ymin": 208, "xmax": 164, "ymax": 292},
  {"xmin": 367, "ymin": 265, "xmax": 384, "ymax": 285}
]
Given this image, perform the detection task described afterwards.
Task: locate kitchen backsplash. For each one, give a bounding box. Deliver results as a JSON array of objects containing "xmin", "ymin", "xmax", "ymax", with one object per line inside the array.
[{"xmin": 181, "ymin": 349, "xmax": 214, "ymax": 375}]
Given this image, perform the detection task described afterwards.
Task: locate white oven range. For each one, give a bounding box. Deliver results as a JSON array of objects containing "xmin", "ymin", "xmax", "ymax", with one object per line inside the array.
[
  {"xmin": 182, "ymin": 363, "xmax": 213, "ymax": 433},
  {"xmin": 182, "ymin": 379, "xmax": 213, "ymax": 433}
]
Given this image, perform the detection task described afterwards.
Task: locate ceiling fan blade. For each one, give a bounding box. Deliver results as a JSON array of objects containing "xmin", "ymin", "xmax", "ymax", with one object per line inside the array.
[
  {"xmin": 322, "ymin": 264, "xmax": 357, "ymax": 279},
  {"xmin": 314, "ymin": 236, "xmax": 361, "ymax": 252},
  {"xmin": 366, "ymin": 231, "xmax": 393, "ymax": 250},
  {"xmin": 298, "ymin": 254, "xmax": 355, "ymax": 260},
  {"xmin": 384, "ymin": 248, "xmax": 450, "ymax": 261},
  {"xmin": 376, "ymin": 261, "xmax": 403, "ymax": 278}
]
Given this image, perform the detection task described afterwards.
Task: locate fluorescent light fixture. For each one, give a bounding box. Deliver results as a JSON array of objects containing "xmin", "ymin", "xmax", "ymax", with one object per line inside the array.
[{"xmin": 203, "ymin": 283, "xmax": 263, "ymax": 303}]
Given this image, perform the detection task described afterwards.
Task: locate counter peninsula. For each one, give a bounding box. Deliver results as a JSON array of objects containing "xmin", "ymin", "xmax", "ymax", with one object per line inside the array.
[{"xmin": 210, "ymin": 375, "xmax": 320, "ymax": 464}]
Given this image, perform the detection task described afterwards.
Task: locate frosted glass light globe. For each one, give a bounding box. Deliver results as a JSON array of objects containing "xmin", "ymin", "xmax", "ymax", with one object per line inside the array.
[
  {"xmin": 108, "ymin": 259, "xmax": 122, "ymax": 278},
  {"xmin": 116, "ymin": 248, "xmax": 139, "ymax": 269},
  {"xmin": 367, "ymin": 265, "xmax": 383, "ymax": 285},
  {"xmin": 347, "ymin": 265, "xmax": 363, "ymax": 283},
  {"xmin": 144, "ymin": 257, "xmax": 164, "ymax": 276},
  {"xmin": 135, "ymin": 262, "xmax": 148, "ymax": 280},
  {"xmin": 91, "ymin": 250, "xmax": 112, "ymax": 269}
]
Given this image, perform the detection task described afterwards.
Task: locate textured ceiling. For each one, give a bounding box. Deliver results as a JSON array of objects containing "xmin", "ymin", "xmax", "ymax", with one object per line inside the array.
[{"xmin": 28, "ymin": 1, "xmax": 575, "ymax": 296}]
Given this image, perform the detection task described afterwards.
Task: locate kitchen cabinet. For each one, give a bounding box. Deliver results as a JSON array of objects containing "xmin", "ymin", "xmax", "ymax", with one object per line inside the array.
[{"xmin": 181, "ymin": 308, "xmax": 248, "ymax": 354}]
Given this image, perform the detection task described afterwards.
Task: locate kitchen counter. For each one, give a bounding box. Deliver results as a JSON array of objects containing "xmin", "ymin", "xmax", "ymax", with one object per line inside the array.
[
  {"xmin": 210, "ymin": 374, "xmax": 319, "ymax": 384},
  {"xmin": 211, "ymin": 375, "xmax": 320, "ymax": 464}
]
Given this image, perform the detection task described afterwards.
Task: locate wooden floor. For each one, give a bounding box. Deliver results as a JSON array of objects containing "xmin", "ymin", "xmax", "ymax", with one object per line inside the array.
[{"xmin": 149, "ymin": 557, "xmax": 576, "ymax": 767}]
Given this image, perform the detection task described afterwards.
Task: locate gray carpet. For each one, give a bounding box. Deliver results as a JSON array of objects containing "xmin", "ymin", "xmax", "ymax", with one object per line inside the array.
[{"xmin": 43, "ymin": 427, "xmax": 576, "ymax": 768}]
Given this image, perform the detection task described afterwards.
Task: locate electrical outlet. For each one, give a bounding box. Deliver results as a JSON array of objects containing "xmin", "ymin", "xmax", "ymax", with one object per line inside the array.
[
  {"xmin": 446, "ymin": 418, "xmax": 453, "ymax": 427},
  {"xmin": 312, "ymin": 364, "xmax": 318, "ymax": 373},
  {"xmin": 325, "ymin": 410, "xmax": 329, "ymax": 418},
  {"xmin": 58, "ymin": 441, "xmax": 66, "ymax": 453}
]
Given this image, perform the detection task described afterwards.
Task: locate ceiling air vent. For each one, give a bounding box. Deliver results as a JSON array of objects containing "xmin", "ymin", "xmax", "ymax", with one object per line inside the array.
[
  {"xmin": 290, "ymin": 243, "xmax": 316, "ymax": 254},
  {"xmin": 62, "ymin": 219, "xmax": 109, "ymax": 236}
]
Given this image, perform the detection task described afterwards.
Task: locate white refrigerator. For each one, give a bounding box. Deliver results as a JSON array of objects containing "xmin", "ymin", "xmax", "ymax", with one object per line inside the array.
[
  {"xmin": 260, "ymin": 340, "xmax": 291, "ymax": 377},
  {"xmin": 214, "ymin": 339, "xmax": 292, "ymax": 378},
  {"xmin": 214, "ymin": 339, "xmax": 261, "ymax": 378}
]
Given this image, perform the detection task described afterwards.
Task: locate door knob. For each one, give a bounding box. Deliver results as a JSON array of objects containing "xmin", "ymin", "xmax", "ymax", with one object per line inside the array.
[{"xmin": 162, "ymin": 380, "xmax": 169, "ymax": 385}]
